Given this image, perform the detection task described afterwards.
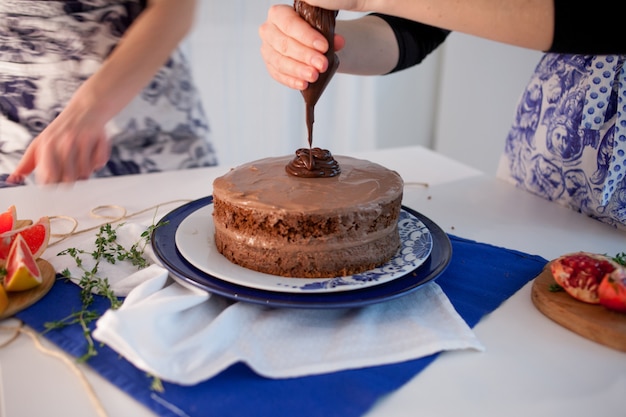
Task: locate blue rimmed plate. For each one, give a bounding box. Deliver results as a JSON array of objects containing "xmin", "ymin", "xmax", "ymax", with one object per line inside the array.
[
  {"xmin": 151, "ymin": 196, "xmax": 452, "ymax": 309},
  {"xmin": 174, "ymin": 204, "xmax": 432, "ymax": 293}
]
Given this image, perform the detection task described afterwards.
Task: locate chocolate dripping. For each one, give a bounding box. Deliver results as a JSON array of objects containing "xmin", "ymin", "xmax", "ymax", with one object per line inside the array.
[{"xmin": 288, "ymin": 1, "xmax": 340, "ymax": 178}]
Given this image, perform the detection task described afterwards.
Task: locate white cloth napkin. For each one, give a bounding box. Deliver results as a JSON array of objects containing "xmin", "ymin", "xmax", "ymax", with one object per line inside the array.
[
  {"xmin": 50, "ymin": 219, "xmax": 484, "ymax": 384},
  {"xmin": 93, "ymin": 270, "xmax": 484, "ymax": 385}
]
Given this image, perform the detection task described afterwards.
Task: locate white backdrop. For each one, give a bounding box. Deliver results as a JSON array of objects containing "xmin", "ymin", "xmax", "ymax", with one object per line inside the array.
[
  {"xmin": 186, "ymin": 1, "xmax": 541, "ymax": 173},
  {"xmin": 434, "ymin": 33, "xmax": 543, "ymax": 174}
]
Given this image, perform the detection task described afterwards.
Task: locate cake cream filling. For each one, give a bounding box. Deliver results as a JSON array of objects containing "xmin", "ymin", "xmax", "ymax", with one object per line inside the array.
[{"xmin": 213, "ymin": 222, "xmax": 399, "ymax": 252}]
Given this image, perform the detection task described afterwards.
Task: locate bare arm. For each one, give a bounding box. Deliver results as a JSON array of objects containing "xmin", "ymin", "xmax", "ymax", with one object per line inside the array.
[
  {"xmin": 260, "ymin": 0, "xmax": 623, "ymax": 91},
  {"xmin": 300, "ymin": 0, "xmax": 554, "ymax": 51},
  {"xmin": 79, "ymin": 0, "xmax": 198, "ymax": 122},
  {"xmin": 259, "ymin": 0, "xmax": 551, "ymax": 92},
  {"xmin": 335, "ymin": 15, "xmax": 399, "ymax": 76},
  {"xmin": 9, "ymin": 0, "xmax": 198, "ymax": 184}
]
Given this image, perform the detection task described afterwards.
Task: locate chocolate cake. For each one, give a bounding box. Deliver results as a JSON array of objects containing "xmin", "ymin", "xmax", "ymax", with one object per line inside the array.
[
  {"xmin": 211, "ymin": 3, "xmax": 402, "ymax": 278},
  {"xmin": 212, "ymin": 152, "xmax": 404, "ymax": 278}
]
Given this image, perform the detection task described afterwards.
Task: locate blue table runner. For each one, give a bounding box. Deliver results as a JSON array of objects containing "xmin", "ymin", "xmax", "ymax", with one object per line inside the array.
[{"xmin": 16, "ymin": 235, "xmax": 547, "ymax": 417}]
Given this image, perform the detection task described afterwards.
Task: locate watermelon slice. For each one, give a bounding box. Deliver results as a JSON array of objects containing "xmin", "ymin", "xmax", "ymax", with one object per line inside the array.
[
  {"xmin": 0, "ymin": 205, "xmax": 16, "ymax": 234},
  {"xmin": 4, "ymin": 234, "xmax": 42, "ymax": 292},
  {"xmin": 0, "ymin": 216, "xmax": 50, "ymax": 263}
]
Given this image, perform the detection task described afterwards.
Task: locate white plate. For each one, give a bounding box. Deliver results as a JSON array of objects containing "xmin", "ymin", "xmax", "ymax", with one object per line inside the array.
[{"xmin": 175, "ymin": 205, "xmax": 433, "ymax": 293}]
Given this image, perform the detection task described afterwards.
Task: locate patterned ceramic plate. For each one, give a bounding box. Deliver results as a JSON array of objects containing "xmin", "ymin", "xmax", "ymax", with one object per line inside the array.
[
  {"xmin": 174, "ymin": 203, "xmax": 433, "ymax": 293},
  {"xmin": 152, "ymin": 196, "xmax": 452, "ymax": 309}
]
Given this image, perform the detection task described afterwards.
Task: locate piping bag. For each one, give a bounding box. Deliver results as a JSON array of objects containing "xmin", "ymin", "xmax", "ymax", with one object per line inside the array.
[{"xmin": 294, "ymin": 1, "xmax": 339, "ymax": 150}]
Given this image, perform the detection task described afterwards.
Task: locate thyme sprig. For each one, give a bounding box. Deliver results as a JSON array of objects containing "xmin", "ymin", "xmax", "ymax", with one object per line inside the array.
[
  {"xmin": 44, "ymin": 220, "xmax": 167, "ymax": 362},
  {"xmin": 612, "ymin": 251, "xmax": 626, "ymax": 266}
]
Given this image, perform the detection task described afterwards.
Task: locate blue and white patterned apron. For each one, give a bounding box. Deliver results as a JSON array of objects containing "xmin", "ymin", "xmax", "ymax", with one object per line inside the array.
[
  {"xmin": 0, "ymin": 0, "xmax": 217, "ymax": 186},
  {"xmin": 497, "ymin": 53, "xmax": 626, "ymax": 231}
]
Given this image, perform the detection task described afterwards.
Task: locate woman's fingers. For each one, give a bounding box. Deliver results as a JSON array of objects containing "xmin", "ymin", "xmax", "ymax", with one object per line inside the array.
[
  {"xmin": 10, "ymin": 128, "xmax": 110, "ymax": 185},
  {"xmin": 259, "ymin": 4, "xmax": 331, "ymax": 89}
]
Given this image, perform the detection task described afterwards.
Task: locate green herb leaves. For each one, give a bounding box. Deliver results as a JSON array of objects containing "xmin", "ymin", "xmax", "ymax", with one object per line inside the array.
[{"xmin": 45, "ymin": 220, "xmax": 166, "ymax": 362}]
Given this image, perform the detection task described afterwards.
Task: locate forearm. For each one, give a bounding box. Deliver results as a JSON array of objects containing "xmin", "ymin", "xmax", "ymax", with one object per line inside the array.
[
  {"xmin": 337, "ymin": 14, "xmax": 449, "ymax": 76},
  {"xmin": 364, "ymin": 0, "xmax": 553, "ymax": 51},
  {"xmin": 335, "ymin": 15, "xmax": 400, "ymax": 75},
  {"xmin": 77, "ymin": 0, "xmax": 197, "ymax": 122}
]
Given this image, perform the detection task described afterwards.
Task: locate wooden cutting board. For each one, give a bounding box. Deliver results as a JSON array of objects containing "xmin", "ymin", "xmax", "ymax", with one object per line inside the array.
[
  {"xmin": 531, "ymin": 264, "xmax": 626, "ymax": 352},
  {"xmin": 0, "ymin": 259, "xmax": 56, "ymax": 319}
]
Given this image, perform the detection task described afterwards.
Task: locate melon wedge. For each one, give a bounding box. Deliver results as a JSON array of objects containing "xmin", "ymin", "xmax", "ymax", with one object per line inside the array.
[
  {"xmin": 0, "ymin": 205, "xmax": 16, "ymax": 234},
  {"xmin": 0, "ymin": 216, "xmax": 50, "ymax": 263},
  {"xmin": 4, "ymin": 234, "xmax": 42, "ymax": 292}
]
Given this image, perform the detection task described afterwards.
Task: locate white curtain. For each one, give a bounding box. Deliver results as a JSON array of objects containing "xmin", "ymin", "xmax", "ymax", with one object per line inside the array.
[{"xmin": 187, "ymin": 1, "xmax": 439, "ymax": 168}]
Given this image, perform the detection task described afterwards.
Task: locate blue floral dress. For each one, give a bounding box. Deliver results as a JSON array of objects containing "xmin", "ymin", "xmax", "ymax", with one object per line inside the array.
[
  {"xmin": 0, "ymin": 0, "xmax": 217, "ymax": 187},
  {"xmin": 497, "ymin": 54, "xmax": 626, "ymax": 231}
]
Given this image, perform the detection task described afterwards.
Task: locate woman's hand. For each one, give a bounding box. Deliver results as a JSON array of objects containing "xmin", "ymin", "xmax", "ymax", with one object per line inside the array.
[
  {"xmin": 7, "ymin": 0, "xmax": 199, "ymax": 185},
  {"xmin": 8, "ymin": 90, "xmax": 110, "ymax": 185},
  {"xmin": 259, "ymin": 4, "xmax": 345, "ymax": 91}
]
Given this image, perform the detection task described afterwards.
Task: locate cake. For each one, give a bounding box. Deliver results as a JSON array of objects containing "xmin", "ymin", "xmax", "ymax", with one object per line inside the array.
[{"xmin": 211, "ymin": 152, "xmax": 404, "ymax": 278}]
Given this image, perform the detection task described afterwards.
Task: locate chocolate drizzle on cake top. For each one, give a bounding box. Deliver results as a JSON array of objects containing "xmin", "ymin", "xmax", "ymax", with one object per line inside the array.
[
  {"xmin": 288, "ymin": 1, "xmax": 340, "ymax": 179},
  {"xmin": 285, "ymin": 147, "xmax": 341, "ymax": 177}
]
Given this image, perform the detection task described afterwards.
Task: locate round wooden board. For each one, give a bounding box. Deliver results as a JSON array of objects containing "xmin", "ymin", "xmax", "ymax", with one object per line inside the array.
[
  {"xmin": 0, "ymin": 259, "xmax": 56, "ymax": 319},
  {"xmin": 531, "ymin": 264, "xmax": 626, "ymax": 352}
]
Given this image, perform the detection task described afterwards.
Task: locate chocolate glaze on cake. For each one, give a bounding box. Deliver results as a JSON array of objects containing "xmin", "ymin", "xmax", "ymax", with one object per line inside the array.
[
  {"xmin": 212, "ymin": 155, "xmax": 404, "ymax": 278},
  {"xmin": 285, "ymin": 147, "xmax": 341, "ymax": 178}
]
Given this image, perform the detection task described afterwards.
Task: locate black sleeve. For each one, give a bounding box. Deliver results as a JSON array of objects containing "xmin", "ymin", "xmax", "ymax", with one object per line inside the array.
[
  {"xmin": 370, "ymin": 13, "xmax": 450, "ymax": 74},
  {"xmin": 549, "ymin": 0, "xmax": 624, "ymax": 54}
]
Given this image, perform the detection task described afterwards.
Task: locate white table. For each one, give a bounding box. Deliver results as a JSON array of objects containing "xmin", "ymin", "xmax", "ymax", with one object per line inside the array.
[{"xmin": 1, "ymin": 146, "xmax": 624, "ymax": 417}]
